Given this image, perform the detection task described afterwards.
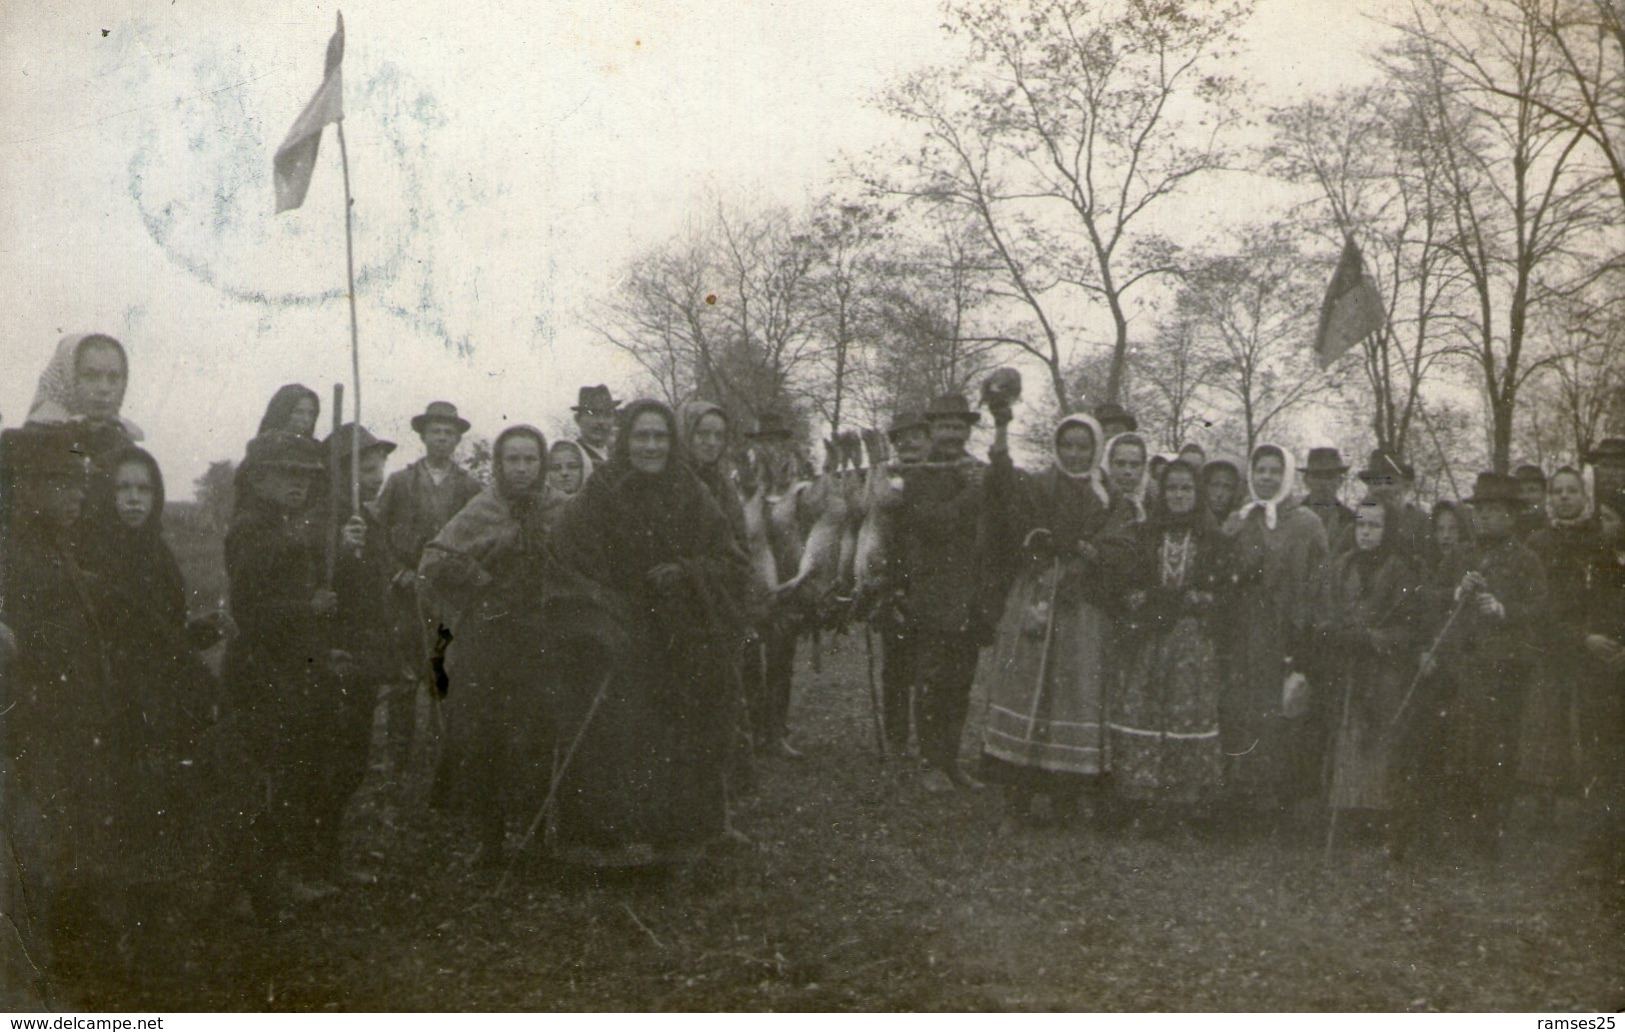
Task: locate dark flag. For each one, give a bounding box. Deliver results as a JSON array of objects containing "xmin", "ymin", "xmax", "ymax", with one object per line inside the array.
[
  {"xmin": 273, "ymin": 13, "xmax": 345, "ymax": 213},
  {"xmin": 1314, "ymin": 235, "xmax": 1386, "ymax": 369}
]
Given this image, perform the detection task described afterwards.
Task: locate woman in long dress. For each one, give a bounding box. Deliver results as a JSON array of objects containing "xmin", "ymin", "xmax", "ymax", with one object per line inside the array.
[
  {"xmin": 977, "ymin": 413, "xmax": 1130, "ymax": 828},
  {"xmin": 1219, "ymin": 443, "xmax": 1330, "ymax": 822},
  {"xmin": 1111, "ymin": 459, "xmax": 1231, "ymax": 812},
  {"xmin": 545, "ymin": 399, "xmax": 752, "ymax": 866},
  {"xmin": 419, "ymin": 424, "xmax": 565, "ymax": 867},
  {"xmin": 1325, "ymin": 498, "xmax": 1423, "ymax": 846}
]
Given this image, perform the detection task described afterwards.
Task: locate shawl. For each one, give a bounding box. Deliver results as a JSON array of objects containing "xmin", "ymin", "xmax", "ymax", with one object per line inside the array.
[
  {"xmin": 1239, "ymin": 442, "xmax": 1297, "ymax": 531},
  {"xmin": 1147, "ymin": 458, "xmax": 1220, "ymax": 537},
  {"xmin": 550, "ymin": 399, "xmax": 748, "ymax": 636},
  {"xmin": 1052, "ymin": 413, "xmax": 1111, "ymax": 507},
  {"xmin": 78, "ymin": 445, "xmax": 190, "ymax": 649},
  {"xmin": 419, "ymin": 424, "xmax": 561, "ymax": 624},
  {"xmin": 257, "ymin": 384, "xmax": 320, "ymax": 436},
  {"xmin": 1104, "ymin": 431, "xmax": 1152, "ymax": 523},
  {"xmin": 26, "ymin": 333, "xmax": 144, "ymax": 442}
]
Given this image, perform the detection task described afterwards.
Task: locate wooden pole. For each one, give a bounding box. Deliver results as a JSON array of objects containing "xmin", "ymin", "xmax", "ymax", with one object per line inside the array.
[
  {"xmin": 336, "ymin": 118, "xmax": 361, "ymax": 516},
  {"xmin": 326, "ymin": 382, "xmax": 344, "ymax": 588}
]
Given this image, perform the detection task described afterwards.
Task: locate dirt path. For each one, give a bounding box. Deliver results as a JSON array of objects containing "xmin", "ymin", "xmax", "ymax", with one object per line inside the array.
[{"xmin": 51, "ymin": 635, "xmax": 1624, "ymax": 1011}]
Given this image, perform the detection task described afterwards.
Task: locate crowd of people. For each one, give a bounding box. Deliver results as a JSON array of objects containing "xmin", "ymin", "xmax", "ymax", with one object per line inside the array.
[{"xmin": 1, "ymin": 331, "xmax": 1622, "ymax": 999}]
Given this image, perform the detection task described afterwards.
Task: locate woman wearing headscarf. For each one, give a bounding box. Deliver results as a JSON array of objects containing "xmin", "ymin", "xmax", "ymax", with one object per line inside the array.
[
  {"xmin": 1519, "ymin": 467, "xmax": 1620, "ymax": 824},
  {"xmin": 1201, "ymin": 457, "xmax": 1245, "ymax": 525},
  {"xmin": 1324, "ymin": 498, "xmax": 1424, "ymax": 850},
  {"xmin": 26, "ymin": 333, "xmax": 141, "ymax": 466},
  {"xmin": 1111, "ymin": 459, "xmax": 1232, "ymax": 814},
  {"xmin": 678, "ymin": 399, "xmax": 757, "ymax": 793},
  {"xmin": 256, "ymin": 384, "xmax": 321, "ymax": 438},
  {"xmin": 976, "ymin": 413, "xmax": 1131, "ymax": 829},
  {"xmin": 77, "ymin": 446, "xmax": 222, "ymax": 903},
  {"xmin": 1103, "ymin": 432, "xmax": 1152, "ymax": 532},
  {"xmin": 547, "ymin": 439, "xmax": 593, "ymax": 499},
  {"xmin": 544, "ymin": 399, "xmax": 751, "ymax": 866},
  {"xmin": 1220, "ymin": 443, "xmax": 1330, "ymax": 824},
  {"xmin": 420, "ymin": 424, "xmax": 565, "ymax": 867}
]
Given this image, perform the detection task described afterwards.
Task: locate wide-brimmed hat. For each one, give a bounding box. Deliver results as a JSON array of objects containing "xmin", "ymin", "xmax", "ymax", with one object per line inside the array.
[
  {"xmin": 1585, "ymin": 437, "xmax": 1625, "ymax": 465},
  {"xmin": 1512, "ymin": 463, "xmax": 1546, "ymax": 484},
  {"xmin": 1094, "ymin": 402, "xmax": 1138, "ymax": 432},
  {"xmin": 886, "ymin": 409, "xmax": 929, "ymax": 440},
  {"xmin": 326, "ymin": 423, "xmax": 397, "ymax": 464},
  {"xmin": 410, "ymin": 401, "xmax": 471, "ymax": 435},
  {"xmin": 0, "ymin": 425, "xmax": 91, "ymax": 481},
  {"xmin": 744, "ymin": 411, "xmax": 796, "ymax": 441},
  {"xmin": 244, "ymin": 430, "xmax": 326, "ymax": 473},
  {"xmin": 1356, "ymin": 448, "xmax": 1407, "ymax": 484},
  {"xmin": 924, "ymin": 392, "xmax": 981, "ymax": 425},
  {"xmin": 1464, "ymin": 471, "xmax": 1521, "ymax": 507},
  {"xmin": 571, "ymin": 385, "xmax": 621, "ymax": 414},
  {"xmin": 1299, "ymin": 446, "xmax": 1350, "ymax": 474}
]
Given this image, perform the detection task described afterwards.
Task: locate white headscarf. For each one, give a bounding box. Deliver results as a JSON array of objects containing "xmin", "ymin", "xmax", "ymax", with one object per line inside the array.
[
  {"xmin": 1104, "ymin": 431, "xmax": 1152, "ymax": 523},
  {"xmin": 1053, "ymin": 413, "xmax": 1111, "ymax": 507},
  {"xmin": 1241, "ymin": 442, "xmax": 1296, "ymax": 530},
  {"xmin": 27, "ymin": 333, "xmax": 144, "ymax": 441}
]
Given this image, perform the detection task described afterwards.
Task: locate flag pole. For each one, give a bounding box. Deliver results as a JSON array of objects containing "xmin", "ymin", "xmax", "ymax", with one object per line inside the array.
[{"xmin": 336, "ymin": 116, "xmax": 362, "ymax": 515}]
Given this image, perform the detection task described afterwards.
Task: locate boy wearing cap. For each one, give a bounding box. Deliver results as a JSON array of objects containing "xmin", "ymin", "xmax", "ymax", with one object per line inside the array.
[
  {"xmin": 222, "ymin": 430, "xmax": 358, "ymax": 905},
  {"xmin": 1432, "ymin": 472, "xmax": 1548, "ymax": 859}
]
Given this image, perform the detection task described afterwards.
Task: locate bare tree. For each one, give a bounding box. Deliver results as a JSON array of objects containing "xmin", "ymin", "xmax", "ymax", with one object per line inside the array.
[
  {"xmin": 1387, "ymin": 0, "xmax": 1617, "ymax": 470},
  {"xmin": 1269, "ymin": 84, "xmax": 1468, "ymax": 457},
  {"xmin": 872, "ymin": 0, "xmax": 1253, "ymax": 409},
  {"xmin": 1176, "ymin": 227, "xmax": 1338, "ymax": 455}
]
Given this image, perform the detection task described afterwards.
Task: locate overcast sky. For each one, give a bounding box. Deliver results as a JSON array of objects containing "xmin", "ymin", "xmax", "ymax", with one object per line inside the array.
[{"xmin": 0, "ymin": 0, "xmax": 1398, "ymax": 495}]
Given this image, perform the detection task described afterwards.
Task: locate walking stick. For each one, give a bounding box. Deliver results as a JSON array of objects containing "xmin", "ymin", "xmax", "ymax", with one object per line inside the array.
[
  {"xmin": 498, "ymin": 664, "xmax": 616, "ymax": 895},
  {"xmin": 1388, "ymin": 592, "xmax": 1470, "ymax": 738},
  {"xmin": 1022, "ymin": 550, "xmax": 1065, "ymax": 745},
  {"xmin": 1324, "ymin": 663, "xmax": 1356, "ymax": 860},
  {"xmin": 863, "ymin": 622, "xmax": 886, "ymax": 763}
]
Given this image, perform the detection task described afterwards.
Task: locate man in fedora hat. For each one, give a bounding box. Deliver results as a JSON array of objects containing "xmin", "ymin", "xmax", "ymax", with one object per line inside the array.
[
  {"xmin": 897, "ymin": 392, "xmax": 999, "ymax": 791},
  {"xmin": 1511, "ymin": 463, "xmax": 1548, "ymax": 538},
  {"xmin": 571, "ymin": 385, "xmax": 620, "ymax": 466},
  {"xmin": 1094, "ymin": 402, "xmax": 1138, "ymax": 439},
  {"xmin": 1586, "ymin": 437, "xmax": 1625, "ymax": 503},
  {"xmin": 1434, "ymin": 471, "xmax": 1548, "ymax": 860},
  {"xmin": 870, "ymin": 409, "xmax": 931, "ymax": 757},
  {"xmin": 1356, "ymin": 446, "xmax": 1428, "ymax": 559},
  {"xmin": 1299, "ymin": 446, "xmax": 1355, "ymax": 551},
  {"xmin": 375, "ymin": 402, "xmax": 483, "ymax": 760}
]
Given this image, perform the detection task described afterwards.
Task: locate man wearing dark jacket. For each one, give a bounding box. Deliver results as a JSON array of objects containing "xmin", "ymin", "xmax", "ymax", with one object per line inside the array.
[
  {"xmin": 897, "ymin": 393, "xmax": 997, "ymax": 792},
  {"xmin": 1300, "ymin": 447, "xmax": 1355, "ymax": 553}
]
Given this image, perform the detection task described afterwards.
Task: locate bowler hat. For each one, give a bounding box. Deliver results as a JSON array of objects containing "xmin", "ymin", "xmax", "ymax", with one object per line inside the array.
[
  {"xmin": 1586, "ymin": 437, "xmax": 1625, "ymax": 464},
  {"xmin": 571, "ymin": 385, "xmax": 621, "ymax": 414},
  {"xmin": 410, "ymin": 401, "xmax": 471, "ymax": 435},
  {"xmin": 1356, "ymin": 448, "xmax": 1407, "ymax": 483},
  {"xmin": 326, "ymin": 423, "xmax": 397, "ymax": 464},
  {"xmin": 886, "ymin": 409, "xmax": 928, "ymax": 440},
  {"xmin": 1299, "ymin": 447, "xmax": 1350, "ymax": 475},
  {"xmin": 1464, "ymin": 471, "xmax": 1521, "ymax": 507},
  {"xmin": 1094, "ymin": 402, "xmax": 1138, "ymax": 432},
  {"xmin": 744, "ymin": 411, "xmax": 796, "ymax": 441},
  {"xmin": 244, "ymin": 430, "xmax": 326, "ymax": 473},
  {"xmin": 924, "ymin": 392, "xmax": 981, "ymax": 425}
]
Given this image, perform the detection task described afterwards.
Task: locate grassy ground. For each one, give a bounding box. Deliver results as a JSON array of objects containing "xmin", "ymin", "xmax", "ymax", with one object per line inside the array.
[{"xmin": 45, "ymin": 625, "xmax": 1625, "ymax": 1012}]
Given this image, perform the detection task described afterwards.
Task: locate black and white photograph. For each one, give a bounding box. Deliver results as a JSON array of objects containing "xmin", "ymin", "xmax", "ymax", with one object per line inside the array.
[{"xmin": 0, "ymin": 0, "xmax": 1621, "ymax": 1014}]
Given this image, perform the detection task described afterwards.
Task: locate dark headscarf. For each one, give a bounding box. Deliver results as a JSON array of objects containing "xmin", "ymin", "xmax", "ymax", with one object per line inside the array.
[
  {"xmin": 1348, "ymin": 496, "xmax": 1404, "ymax": 578},
  {"xmin": 609, "ymin": 399, "xmax": 687, "ymax": 482},
  {"xmin": 1148, "ymin": 458, "xmax": 1217, "ymax": 536},
  {"xmin": 79, "ymin": 444, "xmax": 187, "ymax": 631},
  {"xmin": 257, "ymin": 384, "xmax": 321, "ymax": 436},
  {"xmin": 492, "ymin": 423, "xmax": 550, "ymax": 510}
]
